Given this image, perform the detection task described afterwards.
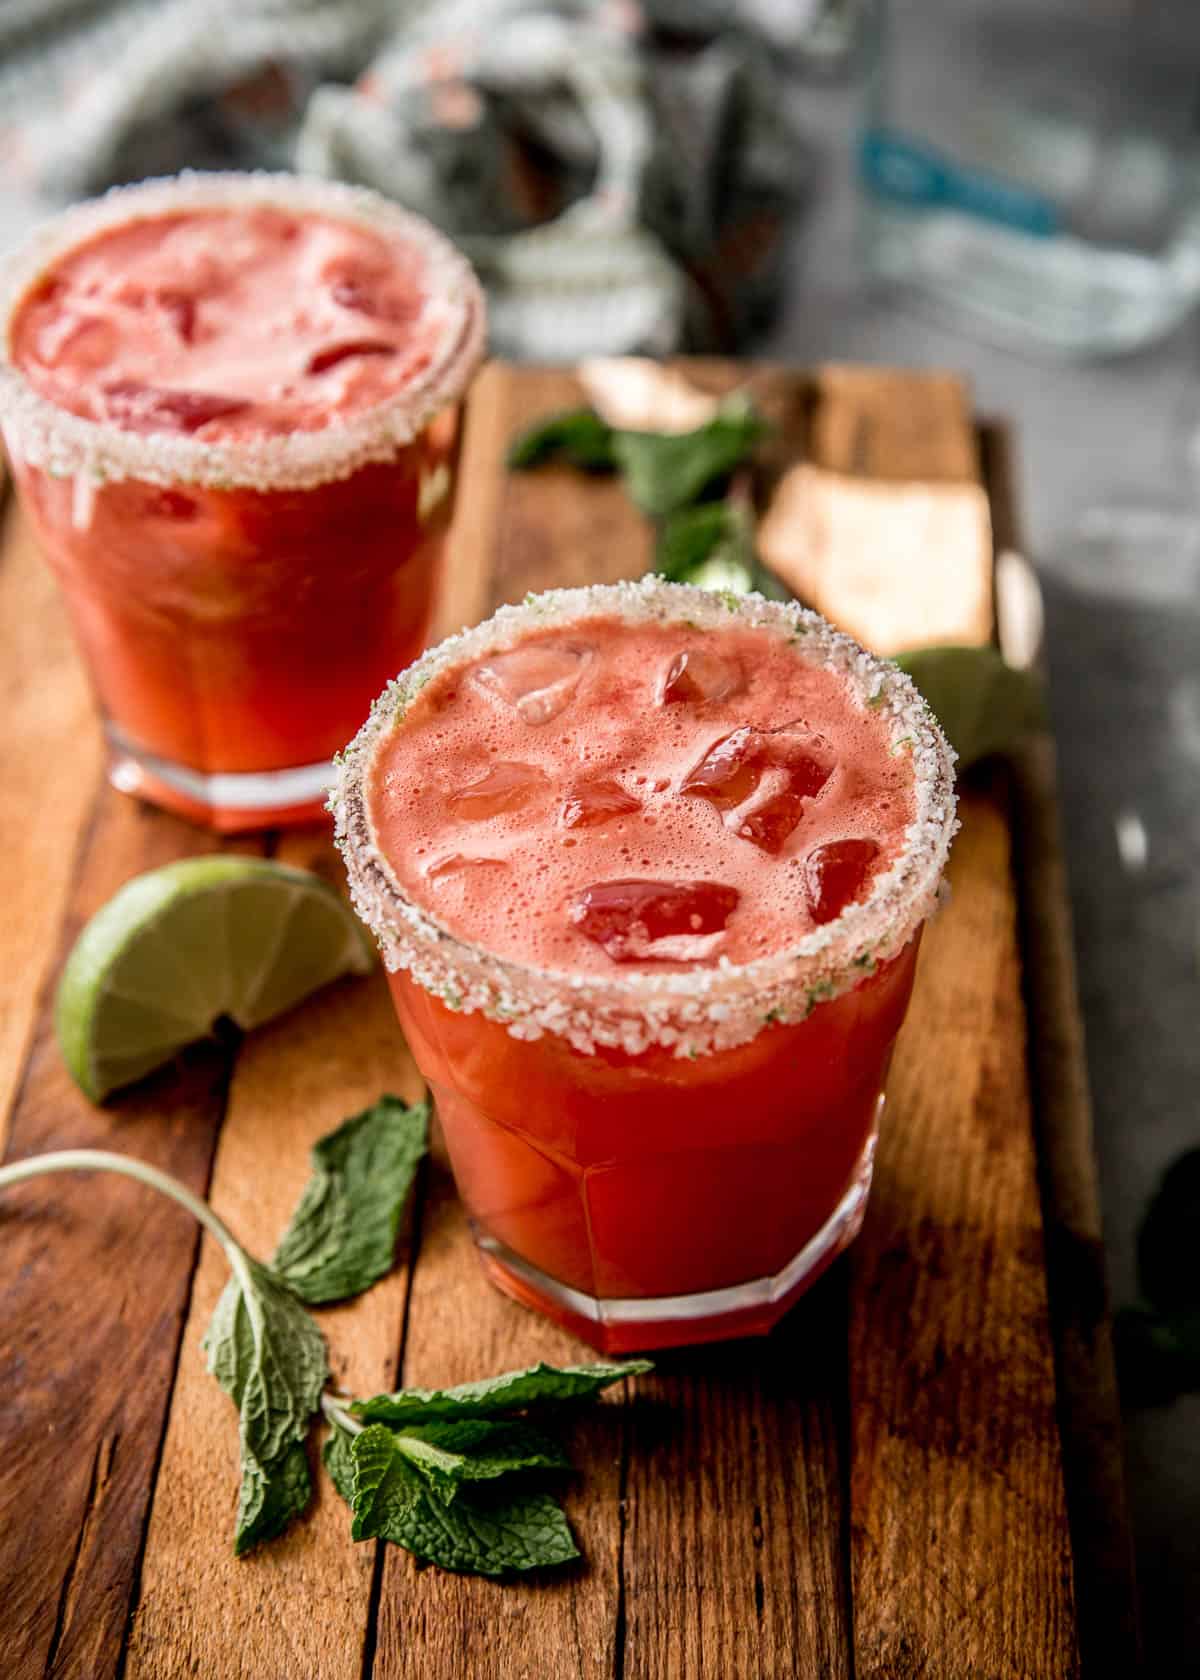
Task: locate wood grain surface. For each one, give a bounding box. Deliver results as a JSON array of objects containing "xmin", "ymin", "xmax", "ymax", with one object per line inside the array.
[{"xmin": 0, "ymin": 363, "xmax": 1135, "ymax": 1679}]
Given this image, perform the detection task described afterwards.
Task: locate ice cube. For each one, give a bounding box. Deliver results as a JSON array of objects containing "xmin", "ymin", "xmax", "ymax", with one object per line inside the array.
[
  {"xmin": 99, "ymin": 380, "xmax": 250, "ymax": 434},
  {"xmin": 658, "ymin": 647, "xmax": 745, "ymax": 706},
  {"xmin": 568, "ymin": 878, "xmax": 740, "ymax": 963},
  {"xmin": 804, "ymin": 839, "xmax": 881, "ymax": 925},
  {"xmin": 306, "ymin": 339, "xmax": 396, "ymax": 375},
  {"xmin": 447, "ymin": 761, "xmax": 548, "ymax": 819},
  {"xmin": 425, "ymin": 854, "xmax": 509, "ymax": 886},
  {"xmin": 471, "ymin": 642, "xmax": 593, "ymax": 726},
  {"xmin": 680, "ymin": 723, "xmax": 833, "ymax": 853},
  {"xmin": 332, "ymin": 276, "xmax": 383, "ymax": 316},
  {"xmin": 155, "ymin": 289, "xmax": 196, "ymax": 344},
  {"xmin": 558, "ymin": 777, "xmax": 641, "ymax": 830}
]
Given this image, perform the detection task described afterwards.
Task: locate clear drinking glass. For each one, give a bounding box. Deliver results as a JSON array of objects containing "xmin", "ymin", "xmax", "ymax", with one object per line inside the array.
[
  {"xmin": 332, "ymin": 580, "xmax": 957, "ymax": 1352},
  {"xmin": 0, "ymin": 173, "xmax": 485, "ymax": 830}
]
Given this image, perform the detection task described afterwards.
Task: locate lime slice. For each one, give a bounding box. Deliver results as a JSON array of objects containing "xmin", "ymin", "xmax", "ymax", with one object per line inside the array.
[{"xmin": 56, "ymin": 857, "xmax": 376, "ymax": 1102}]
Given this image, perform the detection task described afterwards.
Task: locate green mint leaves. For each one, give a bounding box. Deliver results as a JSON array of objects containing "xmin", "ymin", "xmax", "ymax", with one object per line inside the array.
[
  {"xmin": 199, "ymin": 1091, "xmax": 427, "ymax": 1553},
  {"xmin": 350, "ymin": 1358, "xmax": 651, "ymax": 1425},
  {"xmin": 342, "ymin": 1423, "xmax": 578, "ymax": 1575},
  {"xmin": 611, "ymin": 397, "xmax": 764, "ymax": 518},
  {"xmin": 270, "ymin": 1094, "xmax": 429, "ymax": 1304},
  {"xmin": 1116, "ymin": 1149, "xmax": 1200, "ymax": 1406},
  {"xmin": 507, "ymin": 409, "xmax": 617, "ymax": 473},
  {"xmin": 508, "ymin": 396, "xmax": 763, "ymax": 518},
  {"xmin": 894, "ymin": 645, "xmax": 1047, "ymax": 770},
  {"xmin": 235, "ymin": 1439, "xmax": 313, "ymax": 1557},
  {"xmin": 204, "ymin": 1255, "xmax": 329, "ymax": 1555},
  {"xmin": 390, "ymin": 1419, "xmax": 571, "ymax": 1491},
  {"xmin": 655, "ymin": 499, "xmax": 790, "ymax": 601},
  {"xmin": 323, "ymin": 1359, "xmax": 650, "ymax": 1576},
  {"xmin": 0, "ymin": 1129, "xmax": 653, "ymax": 1577}
]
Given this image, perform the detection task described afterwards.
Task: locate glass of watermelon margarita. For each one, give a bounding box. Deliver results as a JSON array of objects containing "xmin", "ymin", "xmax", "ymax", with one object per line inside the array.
[
  {"xmin": 333, "ymin": 580, "xmax": 957, "ymax": 1352},
  {"xmin": 0, "ymin": 173, "xmax": 485, "ymax": 830}
]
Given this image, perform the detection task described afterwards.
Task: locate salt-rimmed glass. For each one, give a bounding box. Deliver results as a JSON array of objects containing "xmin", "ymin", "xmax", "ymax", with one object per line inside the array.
[
  {"xmin": 332, "ymin": 579, "xmax": 958, "ymax": 1352},
  {"xmin": 0, "ymin": 172, "xmax": 485, "ymax": 830}
]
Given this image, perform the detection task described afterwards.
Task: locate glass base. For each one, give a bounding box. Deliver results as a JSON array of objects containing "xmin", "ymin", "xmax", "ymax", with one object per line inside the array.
[
  {"xmin": 474, "ymin": 1120, "xmax": 879, "ymax": 1354},
  {"xmin": 106, "ymin": 725, "xmax": 333, "ymax": 832}
]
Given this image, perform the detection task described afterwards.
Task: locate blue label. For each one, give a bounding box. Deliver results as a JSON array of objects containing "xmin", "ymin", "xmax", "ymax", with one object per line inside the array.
[{"xmin": 859, "ymin": 128, "xmax": 1061, "ymax": 238}]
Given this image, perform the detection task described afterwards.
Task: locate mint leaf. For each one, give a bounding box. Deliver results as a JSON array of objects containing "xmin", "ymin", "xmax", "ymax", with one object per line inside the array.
[
  {"xmin": 655, "ymin": 500, "xmax": 790, "ymax": 601},
  {"xmin": 351, "ymin": 1358, "xmax": 652, "ymax": 1425},
  {"xmin": 611, "ymin": 397, "xmax": 763, "ymax": 518},
  {"xmin": 507, "ymin": 409, "xmax": 616, "ymax": 472},
  {"xmin": 894, "ymin": 645, "xmax": 1046, "ymax": 769},
  {"xmin": 349, "ymin": 1424, "xmax": 579, "ymax": 1575},
  {"xmin": 235, "ymin": 1439, "xmax": 312, "ymax": 1556},
  {"xmin": 204, "ymin": 1255, "xmax": 328, "ymax": 1551},
  {"xmin": 394, "ymin": 1419, "xmax": 569, "ymax": 1500},
  {"xmin": 271, "ymin": 1094, "xmax": 428, "ymax": 1304},
  {"xmin": 323, "ymin": 1422, "xmax": 358, "ymax": 1505}
]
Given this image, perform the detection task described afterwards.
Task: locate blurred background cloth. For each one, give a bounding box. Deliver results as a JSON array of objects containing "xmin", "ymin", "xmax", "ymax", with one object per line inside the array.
[{"xmin": 0, "ymin": 0, "xmax": 814, "ymax": 360}]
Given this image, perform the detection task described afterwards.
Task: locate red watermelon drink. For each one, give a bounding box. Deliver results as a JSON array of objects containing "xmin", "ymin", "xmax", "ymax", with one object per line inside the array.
[
  {"xmin": 333, "ymin": 579, "xmax": 957, "ymax": 1352},
  {"xmin": 0, "ymin": 174, "xmax": 484, "ymax": 830}
]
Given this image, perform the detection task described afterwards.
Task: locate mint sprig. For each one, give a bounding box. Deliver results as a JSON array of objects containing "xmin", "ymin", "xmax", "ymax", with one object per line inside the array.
[
  {"xmin": 0, "ymin": 1120, "xmax": 652, "ymax": 1574},
  {"xmin": 509, "ymin": 397, "xmax": 764, "ymax": 519},
  {"xmin": 322, "ymin": 1358, "xmax": 649, "ymax": 1576},
  {"xmin": 611, "ymin": 396, "xmax": 764, "ymax": 518},
  {"xmin": 0, "ymin": 1089, "xmax": 427, "ymax": 1557}
]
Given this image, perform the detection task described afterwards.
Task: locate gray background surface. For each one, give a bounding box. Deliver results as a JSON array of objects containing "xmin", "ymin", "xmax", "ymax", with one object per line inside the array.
[{"xmin": 1, "ymin": 47, "xmax": 1197, "ymax": 1671}]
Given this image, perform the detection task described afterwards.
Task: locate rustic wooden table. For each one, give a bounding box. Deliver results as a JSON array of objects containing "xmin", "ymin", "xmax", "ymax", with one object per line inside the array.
[{"xmin": 0, "ymin": 363, "xmax": 1139, "ymax": 1678}]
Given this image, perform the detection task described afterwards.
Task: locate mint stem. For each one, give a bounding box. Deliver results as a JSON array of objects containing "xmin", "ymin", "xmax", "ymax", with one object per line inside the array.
[
  {"xmin": 0, "ymin": 1149, "xmax": 253, "ymax": 1289},
  {"xmin": 320, "ymin": 1392, "xmax": 364, "ymax": 1436}
]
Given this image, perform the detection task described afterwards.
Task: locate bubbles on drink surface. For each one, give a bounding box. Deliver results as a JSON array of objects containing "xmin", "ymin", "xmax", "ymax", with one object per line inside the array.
[
  {"xmin": 803, "ymin": 839, "xmax": 881, "ymax": 926},
  {"xmin": 367, "ymin": 614, "xmax": 916, "ymax": 976},
  {"xmin": 558, "ymin": 777, "xmax": 642, "ymax": 830},
  {"xmin": 568, "ymin": 879, "xmax": 740, "ymax": 964},
  {"xmin": 446, "ymin": 761, "xmax": 548, "ymax": 819},
  {"xmin": 680, "ymin": 724, "xmax": 833, "ymax": 854},
  {"xmin": 470, "ymin": 641, "xmax": 593, "ymax": 726},
  {"xmin": 657, "ymin": 647, "xmax": 745, "ymax": 706}
]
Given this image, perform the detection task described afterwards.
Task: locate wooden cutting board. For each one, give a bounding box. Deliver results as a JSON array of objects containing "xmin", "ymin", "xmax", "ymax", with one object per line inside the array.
[{"xmin": 0, "ymin": 362, "xmax": 1139, "ymax": 1679}]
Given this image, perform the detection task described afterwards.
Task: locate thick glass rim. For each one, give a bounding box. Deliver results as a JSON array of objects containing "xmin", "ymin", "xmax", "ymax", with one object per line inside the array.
[
  {"xmin": 331, "ymin": 578, "xmax": 959, "ymax": 1058},
  {"xmin": 0, "ymin": 170, "xmax": 486, "ymax": 493}
]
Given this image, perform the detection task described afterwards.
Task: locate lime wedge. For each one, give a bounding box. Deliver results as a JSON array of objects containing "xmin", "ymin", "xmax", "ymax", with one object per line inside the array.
[{"xmin": 55, "ymin": 857, "xmax": 376, "ymax": 1102}]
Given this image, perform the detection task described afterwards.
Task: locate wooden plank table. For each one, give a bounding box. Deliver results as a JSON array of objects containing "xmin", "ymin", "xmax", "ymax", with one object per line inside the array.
[{"xmin": 0, "ymin": 362, "xmax": 1139, "ymax": 1679}]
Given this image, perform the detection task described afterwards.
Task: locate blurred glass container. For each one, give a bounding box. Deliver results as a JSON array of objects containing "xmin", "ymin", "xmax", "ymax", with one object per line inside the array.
[{"xmin": 860, "ymin": 0, "xmax": 1200, "ymax": 355}]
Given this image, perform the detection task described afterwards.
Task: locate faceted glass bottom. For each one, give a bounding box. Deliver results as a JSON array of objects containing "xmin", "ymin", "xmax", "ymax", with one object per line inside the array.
[
  {"xmin": 107, "ymin": 724, "xmax": 332, "ymax": 832},
  {"xmin": 472, "ymin": 1119, "xmax": 880, "ymax": 1354}
]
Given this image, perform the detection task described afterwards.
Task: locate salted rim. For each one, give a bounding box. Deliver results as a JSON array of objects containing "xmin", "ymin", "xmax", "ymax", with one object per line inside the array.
[
  {"xmin": 330, "ymin": 578, "xmax": 959, "ymax": 1058},
  {"xmin": 0, "ymin": 171, "xmax": 486, "ymax": 491}
]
